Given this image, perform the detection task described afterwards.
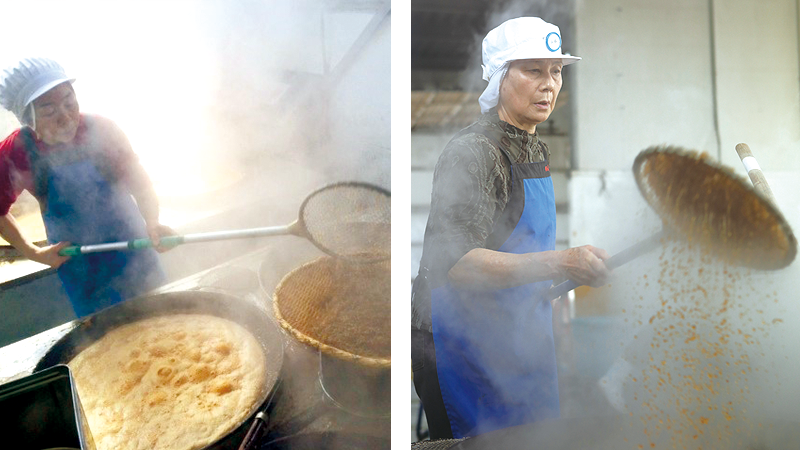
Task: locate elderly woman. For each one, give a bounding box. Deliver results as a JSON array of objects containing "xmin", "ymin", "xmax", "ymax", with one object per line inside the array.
[
  {"xmin": 411, "ymin": 17, "xmax": 612, "ymax": 438},
  {"xmin": 0, "ymin": 57, "xmax": 173, "ymax": 317}
]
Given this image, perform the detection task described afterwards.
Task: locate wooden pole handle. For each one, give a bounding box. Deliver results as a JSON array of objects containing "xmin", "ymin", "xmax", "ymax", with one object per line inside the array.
[{"xmin": 735, "ymin": 143, "xmax": 776, "ymax": 204}]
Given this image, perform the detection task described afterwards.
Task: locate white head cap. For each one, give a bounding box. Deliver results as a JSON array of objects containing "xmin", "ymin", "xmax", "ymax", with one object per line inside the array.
[
  {"xmin": 0, "ymin": 57, "xmax": 75, "ymax": 127},
  {"xmin": 478, "ymin": 17, "xmax": 580, "ymax": 114}
]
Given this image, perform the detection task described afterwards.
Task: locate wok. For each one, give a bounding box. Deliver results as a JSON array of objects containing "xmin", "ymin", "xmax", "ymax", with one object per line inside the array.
[
  {"xmin": 449, "ymin": 414, "xmax": 800, "ymax": 450},
  {"xmin": 34, "ymin": 290, "xmax": 285, "ymax": 450}
]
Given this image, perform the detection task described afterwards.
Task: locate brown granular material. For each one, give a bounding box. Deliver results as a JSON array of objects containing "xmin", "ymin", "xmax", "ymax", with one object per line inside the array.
[
  {"xmin": 634, "ymin": 146, "xmax": 796, "ymax": 270},
  {"xmin": 273, "ymin": 255, "xmax": 390, "ymax": 360},
  {"xmin": 619, "ymin": 237, "xmax": 786, "ymax": 449}
]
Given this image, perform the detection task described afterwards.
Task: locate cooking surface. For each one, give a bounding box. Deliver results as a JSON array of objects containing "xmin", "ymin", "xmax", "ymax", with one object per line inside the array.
[{"xmin": 0, "ymin": 241, "xmax": 390, "ymax": 448}]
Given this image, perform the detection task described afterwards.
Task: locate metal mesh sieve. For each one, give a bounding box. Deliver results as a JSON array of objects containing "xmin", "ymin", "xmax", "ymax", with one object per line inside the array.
[
  {"xmin": 299, "ymin": 182, "xmax": 391, "ymax": 263},
  {"xmin": 633, "ymin": 146, "xmax": 797, "ymax": 270}
]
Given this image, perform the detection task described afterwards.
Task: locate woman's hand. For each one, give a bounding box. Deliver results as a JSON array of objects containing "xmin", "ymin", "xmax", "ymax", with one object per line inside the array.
[
  {"xmin": 557, "ymin": 245, "xmax": 612, "ymax": 288},
  {"xmin": 147, "ymin": 223, "xmax": 178, "ymax": 253},
  {"xmin": 26, "ymin": 241, "xmax": 71, "ymax": 268}
]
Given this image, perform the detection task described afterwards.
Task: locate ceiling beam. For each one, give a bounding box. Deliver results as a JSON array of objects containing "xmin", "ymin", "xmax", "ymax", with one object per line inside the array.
[{"xmin": 411, "ymin": 0, "xmax": 500, "ymax": 15}]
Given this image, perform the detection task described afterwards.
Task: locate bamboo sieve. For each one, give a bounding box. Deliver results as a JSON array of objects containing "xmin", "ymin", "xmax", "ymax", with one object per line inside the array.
[{"xmin": 272, "ymin": 255, "xmax": 390, "ymax": 369}]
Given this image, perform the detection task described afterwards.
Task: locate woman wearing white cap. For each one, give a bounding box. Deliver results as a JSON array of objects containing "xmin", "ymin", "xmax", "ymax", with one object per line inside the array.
[
  {"xmin": 412, "ymin": 17, "xmax": 611, "ymax": 438},
  {"xmin": 0, "ymin": 57, "xmax": 173, "ymax": 317}
]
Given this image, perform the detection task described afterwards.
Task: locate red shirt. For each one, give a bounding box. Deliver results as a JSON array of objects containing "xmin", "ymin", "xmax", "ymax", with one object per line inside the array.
[{"xmin": 0, "ymin": 114, "xmax": 138, "ymax": 215}]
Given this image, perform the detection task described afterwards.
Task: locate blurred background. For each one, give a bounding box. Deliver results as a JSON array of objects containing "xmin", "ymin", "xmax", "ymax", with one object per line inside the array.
[
  {"xmin": 410, "ymin": 0, "xmax": 800, "ymax": 444},
  {"xmin": 0, "ymin": 0, "xmax": 390, "ymax": 346}
]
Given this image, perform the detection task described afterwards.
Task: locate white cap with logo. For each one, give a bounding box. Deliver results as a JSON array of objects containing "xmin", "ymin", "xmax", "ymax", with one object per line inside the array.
[{"xmin": 479, "ymin": 17, "xmax": 580, "ymax": 114}]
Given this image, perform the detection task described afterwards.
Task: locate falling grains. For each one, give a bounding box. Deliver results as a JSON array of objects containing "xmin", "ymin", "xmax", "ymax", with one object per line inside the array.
[
  {"xmin": 617, "ymin": 235, "xmax": 788, "ymax": 449},
  {"xmin": 607, "ymin": 147, "xmax": 796, "ymax": 449}
]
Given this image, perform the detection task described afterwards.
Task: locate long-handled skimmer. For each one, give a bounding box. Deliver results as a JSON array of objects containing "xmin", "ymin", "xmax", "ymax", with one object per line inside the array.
[{"xmin": 58, "ymin": 181, "xmax": 391, "ymax": 263}]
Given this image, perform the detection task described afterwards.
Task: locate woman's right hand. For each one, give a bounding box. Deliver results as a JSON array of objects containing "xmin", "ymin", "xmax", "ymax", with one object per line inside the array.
[
  {"xmin": 26, "ymin": 241, "xmax": 71, "ymax": 268},
  {"xmin": 557, "ymin": 245, "xmax": 611, "ymax": 288}
]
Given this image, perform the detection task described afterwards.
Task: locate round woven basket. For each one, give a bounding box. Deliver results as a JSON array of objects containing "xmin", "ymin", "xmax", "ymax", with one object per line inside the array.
[{"xmin": 273, "ymin": 255, "xmax": 390, "ymax": 369}]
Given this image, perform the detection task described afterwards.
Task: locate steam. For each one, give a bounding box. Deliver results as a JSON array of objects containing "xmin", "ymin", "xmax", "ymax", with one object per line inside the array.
[
  {"xmin": 0, "ymin": 0, "xmax": 389, "ymax": 274},
  {"xmin": 591, "ymin": 233, "xmax": 800, "ymax": 447},
  {"xmin": 0, "ymin": 0, "xmax": 389, "ymax": 202}
]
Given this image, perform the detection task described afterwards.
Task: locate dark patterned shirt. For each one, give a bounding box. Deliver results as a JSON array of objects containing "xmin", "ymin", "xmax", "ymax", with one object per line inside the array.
[{"xmin": 412, "ymin": 109, "xmax": 550, "ymax": 331}]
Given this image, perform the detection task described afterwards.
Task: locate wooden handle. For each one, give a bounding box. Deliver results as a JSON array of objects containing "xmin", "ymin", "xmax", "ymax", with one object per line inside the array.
[{"xmin": 735, "ymin": 143, "xmax": 776, "ymax": 204}]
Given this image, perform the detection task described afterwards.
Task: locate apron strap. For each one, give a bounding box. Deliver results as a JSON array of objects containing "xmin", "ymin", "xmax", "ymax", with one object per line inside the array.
[{"xmin": 18, "ymin": 127, "xmax": 49, "ymax": 211}]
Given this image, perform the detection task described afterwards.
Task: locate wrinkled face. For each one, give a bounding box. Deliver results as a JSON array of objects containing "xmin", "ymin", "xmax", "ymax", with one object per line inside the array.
[
  {"xmin": 497, "ymin": 59, "xmax": 563, "ymax": 132},
  {"xmin": 32, "ymin": 82, "xmax": 80, "ymax": 145}
]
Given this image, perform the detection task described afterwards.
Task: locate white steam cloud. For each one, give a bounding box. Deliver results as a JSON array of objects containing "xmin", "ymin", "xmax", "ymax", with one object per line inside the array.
[{"xmin": 0, "ymin": 0, "xmax": 390, "ymax": 275}]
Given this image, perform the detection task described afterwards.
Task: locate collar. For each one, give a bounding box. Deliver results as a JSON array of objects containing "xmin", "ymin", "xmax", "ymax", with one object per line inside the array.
[{"xmin": 483, "ymin": 108, "xmax": 540, "ymax": 143}]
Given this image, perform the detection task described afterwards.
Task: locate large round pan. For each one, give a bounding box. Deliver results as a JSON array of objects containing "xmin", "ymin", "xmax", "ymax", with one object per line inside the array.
[{"xmin": 34, "ymin": 290, "xmax": 285, "ymax": 450}]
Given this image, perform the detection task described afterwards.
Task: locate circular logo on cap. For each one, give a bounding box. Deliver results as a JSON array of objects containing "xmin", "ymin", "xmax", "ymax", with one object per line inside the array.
[{"xmin": 545, "ymin": 32, "xmax": 561, "ymax": 52}]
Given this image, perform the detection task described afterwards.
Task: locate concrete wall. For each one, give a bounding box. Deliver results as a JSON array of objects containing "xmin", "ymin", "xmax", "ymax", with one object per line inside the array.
[
  {"xmin": 574, "ymin": 0, "xmax": 719, "ymax": 169},
  {"xmin": 574, "ymin": 0, "xmax": 799, "ymax": 171},
  {"xmin": 713, "ymin": 0, "xmax": 800, "ymax": 169}
]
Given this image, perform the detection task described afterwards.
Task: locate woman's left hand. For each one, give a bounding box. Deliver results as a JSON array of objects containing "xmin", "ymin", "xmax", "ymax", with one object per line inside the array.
[{"xmin": 147, "ymin": 223, "xmax": 178, "ymax": 253}]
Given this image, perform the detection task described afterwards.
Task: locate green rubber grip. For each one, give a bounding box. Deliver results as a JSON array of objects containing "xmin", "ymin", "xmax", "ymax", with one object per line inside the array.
[
  {"xmin": 58, "ymin": 235, "xmax": 185, "ymax": 256},
  {"xmin": 128, "ymin": 238, "xmax": 154, "ymax": 250},
  {"xmin": 155, "ymin": 235, "xmax": 184, "ymax": 248},
  {"xmin": 59, "ymin": 246, "xmax": 82, "ymax": 256},
  {"xmin": 127, "ymin": 236, "xmax": 184, "ymax": 250}
]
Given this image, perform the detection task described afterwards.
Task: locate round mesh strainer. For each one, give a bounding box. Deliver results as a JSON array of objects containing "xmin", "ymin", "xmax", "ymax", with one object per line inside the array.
[
  {"xmin": 272, "ymin": 255, "xmax": 391, "ymax": 368},
  {"xmin": 298, "ymin": 181, "xmax": 391, "ymax": 263},
  {"xmin": 634, "ymin": 145, "xmax": 797, "ymax": 270}
]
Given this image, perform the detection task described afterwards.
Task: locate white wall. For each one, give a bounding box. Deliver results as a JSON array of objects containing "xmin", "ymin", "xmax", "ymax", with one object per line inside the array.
[
  {"xmin": 574, "ymin": 0, "xmax": 799, "ymax": 170},
  {"xmin": 571, "ymin": 0, "xmax": 800, "ymax": 249},
  {"xmin": 713, "ymin": 0, "xmax": 800, "ymax": 170},
  {"xmin": 574, "ymin": 0, "xmax": 719, "ymax": 170}
]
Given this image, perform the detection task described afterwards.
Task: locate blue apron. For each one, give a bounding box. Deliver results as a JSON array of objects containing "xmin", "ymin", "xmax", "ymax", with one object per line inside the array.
[
  {"xmin": 430, "ymin": 146, "xmax": 558, "ymax": 438},
  {"xmin": 22, "ymin": 127, "xmax": 166, "ymax": 317}
]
